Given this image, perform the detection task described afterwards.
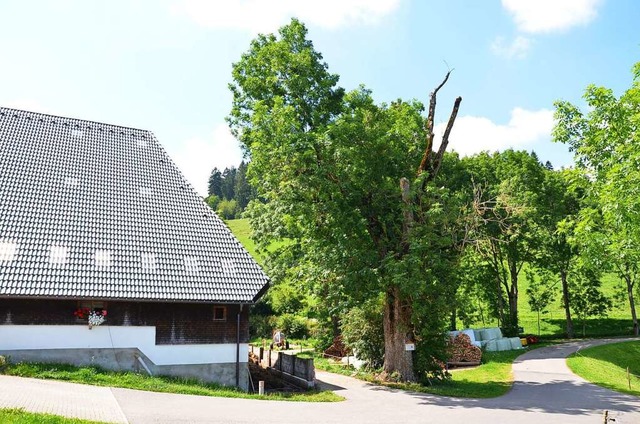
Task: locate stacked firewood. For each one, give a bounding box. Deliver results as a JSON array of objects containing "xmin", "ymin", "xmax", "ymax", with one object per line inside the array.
[
  {"xmin": 323, "ymin": 336, "xmax": 350, "ymax": 358},
  {"xmin": 447, "ymin": 333, "xmax": 482, "ymax": 363}
]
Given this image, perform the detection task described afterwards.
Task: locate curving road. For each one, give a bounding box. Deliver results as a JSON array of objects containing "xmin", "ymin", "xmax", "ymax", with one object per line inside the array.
[{"xmin": 1, "ymin": 338, "xmax": 639, "ymax": 423}]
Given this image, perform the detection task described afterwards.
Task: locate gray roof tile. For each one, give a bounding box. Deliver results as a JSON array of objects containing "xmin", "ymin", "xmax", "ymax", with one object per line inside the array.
[{"xmin": 0, "ymin": 108, "xmax": 269, "ymax": 303}]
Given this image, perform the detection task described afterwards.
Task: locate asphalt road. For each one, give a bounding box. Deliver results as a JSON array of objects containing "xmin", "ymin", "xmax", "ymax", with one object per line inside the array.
[{"xmin": 1, "ymin": 338, "xmax": 639, "ymax": 423}]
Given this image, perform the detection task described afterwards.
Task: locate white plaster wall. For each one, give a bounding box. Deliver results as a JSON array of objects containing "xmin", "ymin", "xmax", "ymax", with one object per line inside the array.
[{"xmin": 0, "ymin": 325, "xmax": 248, "ymax": 366}]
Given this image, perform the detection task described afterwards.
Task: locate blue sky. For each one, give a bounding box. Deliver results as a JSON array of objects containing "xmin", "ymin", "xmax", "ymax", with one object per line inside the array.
[{"xmin": 1, "ymin": 0, "xmax": 638, "ymax": 195}]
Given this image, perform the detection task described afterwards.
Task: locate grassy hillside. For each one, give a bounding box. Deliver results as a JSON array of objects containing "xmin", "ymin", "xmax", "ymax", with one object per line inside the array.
[
  {"xmin": 567, "ymin": 340, "xmax": 640, "ymax": 396},
  {"xmin": 516, "ymin": 270, "xmax": 633, "ymax": 338},
  {"xmin": 226, "ymin": 218, "xmax": 260, "ymax": 262},
  {"xmin": 226, "ymin": 218, "xmax": 289, "ymax": 266}
]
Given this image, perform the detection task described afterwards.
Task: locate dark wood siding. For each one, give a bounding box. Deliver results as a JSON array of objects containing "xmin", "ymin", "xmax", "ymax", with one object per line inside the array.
[{"xmin": 0, "ymin": 298, "xmax": 249, "ymax": 344}]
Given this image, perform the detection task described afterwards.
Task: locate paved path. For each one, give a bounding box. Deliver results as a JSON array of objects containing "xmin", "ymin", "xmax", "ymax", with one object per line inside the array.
[
  {"xmin": 1, "ymin": 338, "xmax": 639, "ymax": 423},
  {"xmin": 0, "ymin": 374, "xmax": 128, "ymax": 423}
]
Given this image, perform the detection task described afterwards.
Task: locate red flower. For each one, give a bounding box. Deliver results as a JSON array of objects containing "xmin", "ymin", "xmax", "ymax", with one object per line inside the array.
[{"xmin": 73, "ymin": 307, "xmax": 91, "ymax": 319}]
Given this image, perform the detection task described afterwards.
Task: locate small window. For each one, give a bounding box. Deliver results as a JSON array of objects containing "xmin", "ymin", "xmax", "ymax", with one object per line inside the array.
[
  {"xmin": 95, "ymin": 250, "xmax": 111, "ymax": 268},
  {"xmin": 78, "ymin": 300, "xmax": 106, "ymax": 311},
  {"xmin": 139, "ymin": 187, "xmax": 153, "ymax": 196},
  {"xmin": 64, "ymin": 177, "xmax": 79, "ymax": 187},
  {"xmin": 75, "ymin": 300, "xmax": 107, "ymax": 321},
  {"xmin": 221, "ymin": 258, "xmax": 236, "ymax": 276},
  {"xmin": 213, "ymin": 306, "xmax": 226, "ymax": 321},
  {"xmin": 184, "ymin": 256, "xmax": 199, "ymax": 273},
  {"xmin": 0, "ymin": 241, "xmax": 17, "ymax": 263},
  {"xmin": 141, "ymin": 253, "xmax": 157, "ymax": 272},
  {"xmin": 49, "ymin": 245, "xmax": 69, "ymax": 265}
]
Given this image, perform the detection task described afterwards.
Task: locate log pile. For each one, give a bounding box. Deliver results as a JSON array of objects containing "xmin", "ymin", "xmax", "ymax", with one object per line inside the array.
[{"xmin": 447, "ymin": 333, "xmax": 482, "ymax": 364}]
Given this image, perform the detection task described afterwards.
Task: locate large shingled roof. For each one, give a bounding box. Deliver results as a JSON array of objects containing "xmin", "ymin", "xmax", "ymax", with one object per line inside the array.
[{"xmin": 0, "ymin": 107, "xmax": 269, "ymax": 303}]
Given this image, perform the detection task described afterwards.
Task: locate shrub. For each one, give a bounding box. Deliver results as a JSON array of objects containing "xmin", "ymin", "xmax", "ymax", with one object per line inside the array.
[
  {"xmin": 205, "ymin": 194, "xmax": 220, "ymax": 210},
  {"xmin": 414, "ymin": 333, "xmax": 451, "ymax": 384},
  {"xmin": 275, "ymin": 313, "xmax": 309, "ymax": 339},
  {"xmin": 340, "ymin": 298, "xmax": 384, "ymax": 369},
  {"xmin": 217, "ymin": 199, "xmax": 240, "ymax": 220},
  {"xmin": 249, "ymin": 313, "xmax": 274, "ymax": 339}
]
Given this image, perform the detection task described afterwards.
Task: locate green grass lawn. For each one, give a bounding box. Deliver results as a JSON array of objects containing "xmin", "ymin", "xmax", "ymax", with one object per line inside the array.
[
  {"xmin": 2, "ymin": 362, "xmax": 342, "ymax": 402},
  {"xmin": 567, "ymin": 340, "xmax": 640, "ymax": 397},
  {"xmin": 313, "ymin": 347, "xmax": 530, "ymax": 398},
  {"xmin": 0, "ymin": 408, "xmax": 108, "ymax": 424}
]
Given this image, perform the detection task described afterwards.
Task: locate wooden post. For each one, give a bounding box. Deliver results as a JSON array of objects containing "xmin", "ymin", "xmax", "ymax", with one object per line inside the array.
[{"xmin": 258, "ymin": 380, "xmax": 265, "ymax": 395}]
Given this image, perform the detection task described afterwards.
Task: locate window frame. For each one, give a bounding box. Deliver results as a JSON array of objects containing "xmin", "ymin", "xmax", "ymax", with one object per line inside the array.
[{"xmin": 213, "ymin": 306, "xmax": 227, "ymax": 321}]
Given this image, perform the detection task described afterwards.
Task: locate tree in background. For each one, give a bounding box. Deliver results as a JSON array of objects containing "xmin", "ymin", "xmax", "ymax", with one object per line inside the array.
[
  {"xmin": 463, "ymin": 150, "xmax": 546, "ymax": 336},
  {"xmin": 525, "ymin": 268, "xmax": 557, "ymax": 336},
  {"xmin": 555, "ymin": 62, "xmax": 640, "ymax": 336},
  {"xmin": 208, "ymin": 168, "xmax": 223, "ymax": 198},
  {"xmin": 205, "ymin": 162, "xmax": 256, "ymax": 219},
  {"xmin": 534, "ymin": 168, "xmax": 587, "ymax": 338},
  {"xmin": 570, "ymin": 269, "xmax": 612, "ymax": 337},
  {"xmin": 221, "ymin": 167, "xmax": 237, "ymax": 201},
  {"xmin": 228, "ymin": 19, "xmax": 463, "ymax": 382},
  {"xmin": 234, "ymin": 161, "xmax": 253, "ymax": 210}
]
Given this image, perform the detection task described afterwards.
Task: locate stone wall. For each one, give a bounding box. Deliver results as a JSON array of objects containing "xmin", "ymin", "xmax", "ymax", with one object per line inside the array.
[{"xmin": 251, "ymin": 346, "xmax": 315, "ymax": 388}]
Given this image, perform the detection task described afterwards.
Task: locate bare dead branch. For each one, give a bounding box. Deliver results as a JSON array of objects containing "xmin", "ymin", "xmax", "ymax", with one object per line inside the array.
[
  {"xmin": 432, "ymin": 96, "xmax": 462, "ymax": 177},
  {"xmin": 417, "ymin": 69, "xmax": 453, "ymax": 177}
]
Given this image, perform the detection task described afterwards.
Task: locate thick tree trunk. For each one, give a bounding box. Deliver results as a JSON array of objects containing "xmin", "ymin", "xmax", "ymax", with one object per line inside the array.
[
  {"xmin": 382, "ymin": 286, "xmax": 415, "ymax": 382},
  {"xmin": 624, "ymin": 275, "xmax": 639, "ymax": 336},
  {"xmin": 560, "ymin": 269, "xmax": 574, "ymax": 339}
]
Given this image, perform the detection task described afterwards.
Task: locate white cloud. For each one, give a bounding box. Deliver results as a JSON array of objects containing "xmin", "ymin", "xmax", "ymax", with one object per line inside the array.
[
  {"xmin": 172, "ymin": 0, "xmax": 401, "ymax": 33},
  {"xmin": 491, "ymin": 35, "xmax": 532, "ymax": 59},
  {"xmin": 434, "ymin": 107, "xmax": 554, "ymax": 157},
  {"xmin": 170, "ymin": 124, "xmax": 244, "ymax": 197},
  {"xmin": 501, "ymin": 0, "xmax": 602, "ymax": 34}
]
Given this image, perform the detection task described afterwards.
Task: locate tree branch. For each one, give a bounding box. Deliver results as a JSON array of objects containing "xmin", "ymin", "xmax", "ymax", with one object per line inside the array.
[
  {"xmin": 417, "ymin": 69, "xmax": 453, "ymax": 177},
  {"xmin": 432, "ymin": 96, "xmax": 462, "ymax": 177}
]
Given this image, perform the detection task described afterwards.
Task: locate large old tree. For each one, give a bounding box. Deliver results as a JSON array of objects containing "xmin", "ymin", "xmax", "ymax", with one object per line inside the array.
[{"xmin": 228, "ymin": 19, "xmax": 462, "ymax": 381}]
